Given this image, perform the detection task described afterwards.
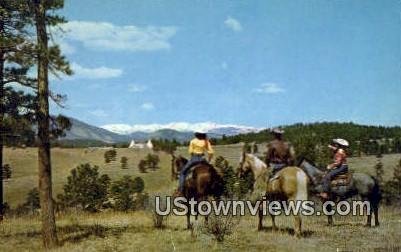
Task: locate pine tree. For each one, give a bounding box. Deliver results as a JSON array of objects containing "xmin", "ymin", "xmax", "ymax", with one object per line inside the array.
[
  {"xmin": 0, "ymin": 0, "xmax": 36, "ymax": 222},
  {"xmin": 393, "ymin": 158, "xmax": 401, "ymax": 184},
  {"xmin": 375, "ymin": 158, "xmax": 384, "ymax": 185},
  {"xmin": 120, "ymin": 156, "xmax": 128, "ymax": 169},
  {"xmin": 29, "ymin": 0, "xmax": 72, "ymax": 248}
]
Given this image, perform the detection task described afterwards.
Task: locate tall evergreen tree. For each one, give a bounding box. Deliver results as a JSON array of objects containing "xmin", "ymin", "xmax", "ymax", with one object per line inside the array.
[
  {"xmin": 29, "ymin": 0, "xmax": 71, "ymax": 247},
  {"xmin": 0, "ymin": 0, "xmax": 36, "ymax": 221}
]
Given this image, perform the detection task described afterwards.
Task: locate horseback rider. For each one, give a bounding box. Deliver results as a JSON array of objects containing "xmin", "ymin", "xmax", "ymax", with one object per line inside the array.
[
  {"xmin": 177, "ymin": 131, "xmax": 214, "ymax": 194},
  {"xmin": 265, "ymin": 128, "xmax": 295, "ymax": 176},
  {"xmin": 320, "ymin": 138, "xmax": 349, "ymax": 199}
]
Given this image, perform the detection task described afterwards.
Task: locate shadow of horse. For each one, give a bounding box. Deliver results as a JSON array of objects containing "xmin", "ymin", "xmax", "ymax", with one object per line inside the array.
[{"xmin": 257, "ymin": 226, "xmax": 314, "ymax": 238}]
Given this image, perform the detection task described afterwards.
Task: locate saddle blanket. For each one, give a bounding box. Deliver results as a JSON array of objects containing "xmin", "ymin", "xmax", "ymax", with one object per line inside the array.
[{"xmin": 331, "ymin": 173, "xmax": 352, "ymax": 187}]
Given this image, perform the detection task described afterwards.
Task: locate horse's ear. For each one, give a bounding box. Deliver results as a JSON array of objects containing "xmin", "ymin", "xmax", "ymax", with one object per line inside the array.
[{"xmin": 241, "ymin": 149, "xmax": 246, "ymax": 162}]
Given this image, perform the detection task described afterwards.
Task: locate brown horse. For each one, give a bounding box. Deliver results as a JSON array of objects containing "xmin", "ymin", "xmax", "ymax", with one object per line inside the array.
[
  {"xmin": 238, "ymin": 153, "xmax": 309, "ymax": 237},
  {"xmin": 170, "ymin": 154, "xmax": 184, "ymax": 181},
  {"xmin": 173, "ymin": 156, "xmax": 224, "ymax": 229}
]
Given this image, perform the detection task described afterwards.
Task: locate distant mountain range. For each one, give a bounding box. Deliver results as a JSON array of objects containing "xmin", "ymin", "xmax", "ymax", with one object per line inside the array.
[{"xmin": 62, "ymin": 118, "xmax": 261, "ymax": 143}]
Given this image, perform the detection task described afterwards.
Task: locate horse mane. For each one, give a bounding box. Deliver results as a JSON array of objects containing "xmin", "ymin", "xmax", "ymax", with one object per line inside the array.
[
  {"xmin": 297, "ymin": 156, "xmax": 321, "ymax": 170},
  {"xmin": 245, "ymin": 153, "xmax": 267, "ymax": 168},
  {"xmin": 177, "ymin": 155, "xmax": 188, "ymax": 164}
]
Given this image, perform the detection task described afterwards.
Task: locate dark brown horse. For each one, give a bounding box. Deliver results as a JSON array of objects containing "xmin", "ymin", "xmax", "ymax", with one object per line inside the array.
[
  {"xmin": 171, "ymin": 154, "xmax": 184, "ymax": 181},
  {"xmin": 173, "ymin": 156, "xmax": 224, "ymax": 229}
]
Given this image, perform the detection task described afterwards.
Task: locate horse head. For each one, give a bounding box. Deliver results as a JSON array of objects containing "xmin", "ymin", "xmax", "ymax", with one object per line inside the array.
[
  {"xmin": 237, "ymin": 152, "xmax": 255, "ymax": 178},
  {"xmin": 174, "ymin": 155, "xmax": 188, "ymax": 171}
]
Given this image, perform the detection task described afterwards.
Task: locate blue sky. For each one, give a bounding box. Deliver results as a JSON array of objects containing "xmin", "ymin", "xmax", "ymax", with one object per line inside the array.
[{"xmin": 50, "ymin": 0, "xmax": 401, "ymax": 129}]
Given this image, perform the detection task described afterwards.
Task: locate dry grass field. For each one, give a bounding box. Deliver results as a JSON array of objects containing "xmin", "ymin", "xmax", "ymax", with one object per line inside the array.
[{"xmin": 1, "ymin": 146, "xmax": 401, "ymax": 251}]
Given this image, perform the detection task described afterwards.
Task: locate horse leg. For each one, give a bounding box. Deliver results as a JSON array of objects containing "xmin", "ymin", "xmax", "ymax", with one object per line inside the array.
[
  {"xmin": 369, "ymin": 199, "xmax": 380, "ymax": 227},
  {"xmin": 187, "ymin": 210, "xmax": 192, "ymax": 229},
  {"xmin": 325, "ymin": 201, "xmax": 334, "ymax": 226},
  {"xmin": 294, "ymin": 214, "xmax": 302, "ymax": 238},
  {"xmin": 374, "ymin": 203, "xmax": 380, "ymax": 227},
  {"xmin": 186, "ymin": 202, "xmax": 193, "ymax": 229},
  {"xmin": 366, "ymin": 207, "xmax": 372, "ymax": 227},
  {"xmin": 258, "ymin": 203, "xmax": 263, "ymax": 231},
  {"xmin": 271, "ymin": 215, "xmax": 277, "ymax": 231}
]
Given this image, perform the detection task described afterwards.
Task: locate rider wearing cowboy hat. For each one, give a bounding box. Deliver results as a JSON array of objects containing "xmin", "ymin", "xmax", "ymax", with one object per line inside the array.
[
  {"xmin": 320, "ymin": 138, "xmax": 349, "ymax": 199},
  {"xmin": 177, "ymin": 131, "xmax": 214, "ymax": 193},
  {"xmin": 265, "ymin": 128, "xmax": 295, "ymax": 175}
]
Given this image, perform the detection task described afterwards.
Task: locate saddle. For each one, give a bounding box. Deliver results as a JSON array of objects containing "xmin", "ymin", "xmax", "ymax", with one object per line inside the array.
[
  {"xmin": 184, "ymin": 161, "xmax": 211, "ymax": 180},
  {"xmin": 331, "ymin": 172, "xmax": 352, "ymax": 187}
]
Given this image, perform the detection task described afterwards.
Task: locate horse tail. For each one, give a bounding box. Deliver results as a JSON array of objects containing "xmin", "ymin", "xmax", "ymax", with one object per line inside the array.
[
  {"xmin": 207, "ymin": 164, "xmax": 224, "ymax": 197},
  {"xmin": 370, "ymin": 175, "xmax": 382, "ymax": 204}
]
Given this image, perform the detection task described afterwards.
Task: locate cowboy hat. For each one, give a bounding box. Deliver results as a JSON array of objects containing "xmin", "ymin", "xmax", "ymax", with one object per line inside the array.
[
  {"xmin": 270, "ymin": 128, "xmax": 285, "ymax": 134},
  {"xmin": 332, "ymin": 138, "xmax": 349, "ymax": 147}
]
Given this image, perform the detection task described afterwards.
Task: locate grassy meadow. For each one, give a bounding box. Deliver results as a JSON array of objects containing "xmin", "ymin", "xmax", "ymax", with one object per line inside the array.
[{"xmin": 1, "ymin": 146, "xmax": 401, "ymax": 251}]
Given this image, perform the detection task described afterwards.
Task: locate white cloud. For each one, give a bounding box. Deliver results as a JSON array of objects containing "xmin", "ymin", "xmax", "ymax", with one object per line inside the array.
[
  {"xmin": 89, "ymin": 109, "xmax": 108, "ymax": 117},
  {"xmin": 71, "ymin": 62, "xmax": 122, "ymax": 79},
  {"xmin": 128, "ymin": 84, "xmax": 146, "ymax": 93},
  {"xmin": 224, "ymin": 17, "xmax": 243, "ymax": 32},
  {"xmin": 141, "ymin": 102, "xmax": 154, "ymax": 110},
  {"xmin": 61, "ymin": 21, "xmax": 177, "ymax": 52},
  {"xmin": 102, "ymin": 122, "xmax": 261, "ymax": 135},
  {"xmin": 254, "ymin": 83, "xmax": 285, "ymax": 94}
]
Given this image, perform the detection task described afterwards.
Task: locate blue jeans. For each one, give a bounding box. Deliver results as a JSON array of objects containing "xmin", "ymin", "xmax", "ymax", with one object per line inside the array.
[
  {"xmin": 179, "ymin": 155, "xmax": 205, "ymax": 192},
  {"xmin": 322, "ymin": 164, "xmax": 348, "ymax": 192},
  {"xmin": 270, "ymin": 163, "xmax": 286, "ymax": 175}
]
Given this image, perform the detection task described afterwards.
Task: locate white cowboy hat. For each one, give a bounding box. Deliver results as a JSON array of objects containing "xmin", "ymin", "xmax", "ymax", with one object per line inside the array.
[
  {"xmin": 271, "ymin": 128, "xmax": 285, "ymax": 134},
  {"xmin": 332, "ymin": 138, "xmax": 349, "ymax": 147}
]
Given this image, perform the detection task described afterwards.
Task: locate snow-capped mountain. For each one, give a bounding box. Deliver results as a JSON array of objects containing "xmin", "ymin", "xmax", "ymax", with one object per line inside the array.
[
  {"xmin": 60, "ymin": 118, "xmax": 262, "ymax": 144},
  {"xmin": 101, "ymin": 122, "xmax": 261, "ymax": 136}
]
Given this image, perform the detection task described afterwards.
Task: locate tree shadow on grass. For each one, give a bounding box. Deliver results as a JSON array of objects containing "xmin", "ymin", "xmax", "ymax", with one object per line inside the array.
[
  {"xmin": 59, "ymin": 224, "xmax": 128, "ymax": 244},
  {"xmin": 330, "ymin": 222, "xmax": 367, "ymax": 227},
  {"xmin": 258, "ymin": 226, "xmax": 314, "ymax": 238}
]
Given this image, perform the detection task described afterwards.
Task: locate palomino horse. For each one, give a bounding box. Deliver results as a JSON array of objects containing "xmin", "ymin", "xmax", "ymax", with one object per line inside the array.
[
  {"xmin": 238, "ymin": 153, "xmax": 309, "ymax": 237},
  {"xmin": 237, "ymin": 152, "xmax": 268, "ymax": 190},
  {"xmin": 299, "ymin": 158, "xmax": 381, "ymax": 226},
  {"xmin": 173, "ymin": 156, "xmax": 224, "ymax": 229}
]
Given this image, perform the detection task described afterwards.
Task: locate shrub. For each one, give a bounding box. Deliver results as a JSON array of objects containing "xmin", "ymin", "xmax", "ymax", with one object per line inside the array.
[
  {"xmin": 145, "ymin": 153, "xmax": 160, "ymax": 170},
  {"xmin": 382, "ymin": 158, "xmax": 401, "ymax": 205},
  {"xmin": 138, "ymin": 159, "xmax": 147, "ymax": 173},
  {"xmin": 133, "ymin": 177, "xmax": 145, "ymax": 193},
  {"xmin": 375, "ymin": 158, "xmax": 384, "ymax": 185},
  {"xmin": 148, "ymin": 194, "xmax": 168, "ymax": 229},
  {"xmin": 252, "ymin": 143, "xmax": 258, "ymax": 154},
  {"xmin": 202, "ymin": 212, "xmax": 239, "ymax": 242},
  {"xmin": 24, "ymin": 187, "xmax": 40, "ymax": 211},
  {"xmin": 237, "ymin": 171, "xmax": 254, "ymax": 197},
  {"xmin": 110, "ymin": 176, "xmax": 144, "ymax": 211},
  {"xmin": 2, "ymin": 164, "xmax": 12, "ymax": 180},
  {"xmin": 57, "ymin": 163, "xmax": 111, "ymax": 212},
  {"xmin": 214, "ymin": 156, "xmax": 237, "ymax": 197},
  {"xmin": 120, "ymin": 156, "xmax": 128, "ymax": 169},
  {"xmin": 104, "ymin": 149, "xmax": 117, "ymax": 164}
]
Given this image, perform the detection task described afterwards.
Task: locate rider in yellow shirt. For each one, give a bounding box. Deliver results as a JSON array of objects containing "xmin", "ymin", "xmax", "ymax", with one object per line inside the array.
[{"xmin": 178, "ymin": 132, "xmax": 214, "ymax": 193}]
